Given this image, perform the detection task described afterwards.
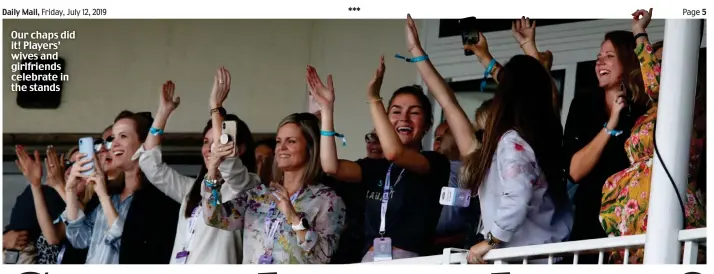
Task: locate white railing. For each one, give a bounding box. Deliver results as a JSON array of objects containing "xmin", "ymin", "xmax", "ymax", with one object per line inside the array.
[{"xmin": 366, "ymin": 228, "xmax": 706, "ymax": 265}]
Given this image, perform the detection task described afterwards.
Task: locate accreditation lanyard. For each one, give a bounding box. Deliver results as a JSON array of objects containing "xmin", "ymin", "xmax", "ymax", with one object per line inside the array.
[
  {"xmin": 264, "ymin": 190, "xmax": 301, "ymax": 254},
  {"xmin": 379, "ymin": 163, "xmax": 405, "ymax": 236},
  {"xmin": 183, "ymin": 206, "xmax": 202, "ymax": 251}
]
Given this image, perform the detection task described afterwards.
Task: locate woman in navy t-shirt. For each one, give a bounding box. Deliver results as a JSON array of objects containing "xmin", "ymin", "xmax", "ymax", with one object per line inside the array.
[{"xmin": 305, "ymin": 58, "xmax": 451, "ymax": 262}]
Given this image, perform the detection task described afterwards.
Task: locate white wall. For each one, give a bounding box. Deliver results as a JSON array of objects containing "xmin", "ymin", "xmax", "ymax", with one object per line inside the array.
[{"xmin": 3, "ymin": 19, "xmax": 417, "ymax": 161}]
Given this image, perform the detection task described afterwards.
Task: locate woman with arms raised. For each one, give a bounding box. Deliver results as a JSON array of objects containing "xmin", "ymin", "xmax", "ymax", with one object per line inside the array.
[
  {"xmin": 402, "ymin": 14, "xmax": 572, "ymax": 263},
  {"xmin": 309, "ymin": 53, "xmax": 451, "ymax": 260},
  {"xmin": 133, "ymin": 67, "xmax": 260, "ymax": 264},
  {"xmin": 201, "ymin": 112, "xmax": 346, "ymax": 264}
]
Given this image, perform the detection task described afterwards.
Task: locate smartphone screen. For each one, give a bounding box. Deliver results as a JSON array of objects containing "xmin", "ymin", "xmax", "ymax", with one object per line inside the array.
[{"xmin": 458, "ymin": 17, "xmax": 479, "ymax": 56}]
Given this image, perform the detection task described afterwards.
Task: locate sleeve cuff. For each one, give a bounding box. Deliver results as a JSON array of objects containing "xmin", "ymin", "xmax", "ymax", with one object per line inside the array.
[
  {"xmin": 218, "ymin": 157, "xmax": 238, "ymax": 180},
  {"xmin": 61, "ymin": 209, "xmax": 86, "ymax": 226},
  {"xmin": 103, "ymin": 216, "xmax": 125, "ymax": 247},
  {"xmin": 132, "ymin": 144, "xmax": 164, "ymax": 162},
  {"xmin": 490, "ymin": 222, "xmax": 514, "ymax": 243},
  {"xmin": 297, "ymin": 229, "xmax": 318, "ymax": 251}
]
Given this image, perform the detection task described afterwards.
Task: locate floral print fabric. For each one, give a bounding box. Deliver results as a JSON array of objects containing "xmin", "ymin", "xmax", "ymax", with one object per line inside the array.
[
  {"xmin": 599, "ymin": 40, "xmax": 706, "ymax": 264},
  {"xmin": 202, "ymin": 182, "xmax": 346, "ymax": 264}
]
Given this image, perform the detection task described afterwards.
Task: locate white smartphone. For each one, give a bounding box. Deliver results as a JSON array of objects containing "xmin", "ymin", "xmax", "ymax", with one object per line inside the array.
[
  {"xmin": 439, "ymin": 187, "xmax": 472, "ymax": 207},
  {"xmin": 220, "ymin": 120, "xmax": 237, "ymax": 158}
]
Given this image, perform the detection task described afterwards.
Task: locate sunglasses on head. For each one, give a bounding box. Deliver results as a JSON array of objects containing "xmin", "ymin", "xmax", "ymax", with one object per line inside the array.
[{"xmin": 365, "ymin": 133, "xmax": 379, "ymax": 144}]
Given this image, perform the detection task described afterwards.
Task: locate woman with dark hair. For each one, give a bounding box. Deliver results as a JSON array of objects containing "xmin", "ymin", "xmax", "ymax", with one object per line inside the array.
[
  {"xmin": 598, "ymin": 9, "xmax": 705, "ymax": 264},
  {"xmin": 202, "ymin": 112, "xmax": 346, "ymax": 264},
  {"xmin": 309, "ymin": 51, "xmax": 451, "ymax": 261},
  {"xmin": 62, "ymin": 110, "xmax": 180, "ymax": 264},
  {"xmin": 401, "ymin": 15, "xmax": 571, "ymax": 264},
  {"xmin": 133, "ymin": 68, "xmax": 260, "ymax": 264},
  {"xmin": 562, "ymin": 28, "xmax": 648, "ymax": 263}
]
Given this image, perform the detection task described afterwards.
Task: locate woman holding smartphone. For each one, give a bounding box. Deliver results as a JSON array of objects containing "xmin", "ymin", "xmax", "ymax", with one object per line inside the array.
[
  {"xmin": 201, "ymin": 111, "xmax": 346, "ymax": 264},
  {"xmin": 62, "ymin": 110, "xmax": 180, "ymax": 264},
  {"xmin": 133, "ymin": 67, "xmax": 261, "ymax": 264},
  {"xmin": 309, "ymin": 55, "xmax": 451, "ymax": 261}
]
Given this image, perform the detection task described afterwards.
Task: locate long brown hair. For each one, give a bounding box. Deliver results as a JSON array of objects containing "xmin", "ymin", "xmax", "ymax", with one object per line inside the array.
[
  {"xmin": 460, "ymin": 55, "xmax": 567, "ymax": 207},
  {"xmin": 604, "ymin": 31, "xmax": 647, "ymax": 107},
  {"xmin": 184, "ymin": 114, "xmax": 256, "ymax": 218},
  {"xmin": 271, "ymin": 113, "xmax": 323, "ymax": 186}
]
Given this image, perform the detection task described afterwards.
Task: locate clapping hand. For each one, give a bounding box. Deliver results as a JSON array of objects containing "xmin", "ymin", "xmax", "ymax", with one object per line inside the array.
[
  {"xmin": 158, "ymin": 80, "xmax": 181, "ymax": 114},
  {"xmin": 306, "ymin": 66, "xmax": 335, "ymax": 110},
  {"xmin": 45, "ymin": 146, "xmax": 66, "ymax": 189},
  {"xmin": 15, "ymin": 145, "xmax": 42, "ymax": 186},
  {"xmin": 367, "ymin": 56, "xmax": 386, "ymax": 100},
  {"xmin": 405, "ymin": 14, "xmax": 422, "ymax": 53},
  {"xmin": 210, "ymin": 67, "xmax": 231, "ymax": 109}
]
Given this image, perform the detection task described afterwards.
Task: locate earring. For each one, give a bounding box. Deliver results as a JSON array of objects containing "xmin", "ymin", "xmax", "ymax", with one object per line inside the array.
[{"xmin": 620, "ymin": 82, "xmax": 626, "ymax": 92}]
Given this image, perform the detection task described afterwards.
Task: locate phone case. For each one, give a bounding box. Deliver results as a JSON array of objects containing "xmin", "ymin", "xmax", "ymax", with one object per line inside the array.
[
  {"xmin": 78, "ymin": 137, "xmax": 95, "ymax": 176},
  {"xmin": 440, "ymin": 187, "xmax": 471, "ymax": 207},
  {"xmin": 221, "ymin": 121, "xmax": 237, "ymax": 158}
]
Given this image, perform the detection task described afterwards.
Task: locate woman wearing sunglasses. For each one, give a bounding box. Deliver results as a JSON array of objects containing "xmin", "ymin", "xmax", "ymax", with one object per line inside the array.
[
  {"xmin": 364, "ymin": 130, "xmax": 383, "ymax": 160},
  {"xmin": 10, "ymin": 124, "xmax": 115, "ymax": 264}
]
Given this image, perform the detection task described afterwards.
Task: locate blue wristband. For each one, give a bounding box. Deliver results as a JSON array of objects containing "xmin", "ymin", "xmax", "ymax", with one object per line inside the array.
[
  {"xmin": 603, "ymin": 123, "xmax": 623, "ymax": 137},
  {"xmin": 204, "ymin": 179, "xmax": 220, "ymax": 206},
  {"xmin": 150, "ymin": 127, "xmax": 164, "ymax": 136},
  {"xmin": 321, "ymin": 130, "xmax": 347, "ymax": 146},
  {"xmin": 481, "ymin": 59, "xmax": 497, "ymax": 92},
  {"xmin": 395, "ymin": 54, "xmax": 429, "ymax": 63}
]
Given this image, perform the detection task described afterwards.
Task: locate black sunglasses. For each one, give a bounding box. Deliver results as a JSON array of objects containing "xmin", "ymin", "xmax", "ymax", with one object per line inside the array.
[
  {"xmin": 365, "ymin": 133, "xmax": 379, "ymax": 144},
  {"xmin": 93, "ymin": 137, "xmax": 114, "ymax": 152},
  {"xmin": 64, "ymin": 159, "xmax": 75, "ymax": 167}
]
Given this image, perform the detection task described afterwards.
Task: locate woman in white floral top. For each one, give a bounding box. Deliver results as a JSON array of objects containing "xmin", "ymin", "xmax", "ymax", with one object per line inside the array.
[{"xmin": 202, "ymin": 113, "xmax": 346, "ymax": 264}]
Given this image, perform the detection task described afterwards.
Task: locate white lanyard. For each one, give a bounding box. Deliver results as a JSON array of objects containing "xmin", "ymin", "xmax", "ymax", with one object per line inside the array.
[
  {"xmin": 183, "ymin": 206, "xmax": 202, "ymax": 250},
  {"xmin": 264, "ymin": 190, "xmax": 301, "ymax": 252},
  {"xmin": 379, "ymin": 163, "xmax": 405, "ymax": 236}
]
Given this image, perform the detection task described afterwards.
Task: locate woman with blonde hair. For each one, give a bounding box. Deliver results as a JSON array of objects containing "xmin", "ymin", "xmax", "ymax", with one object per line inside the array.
[
  {"xmin": 13, "ymin": 138, "xmax": 107, "ymax": 264},
  {"xmin": 202, "ymin": 112, "xmax": 346, "ymax": 264}
]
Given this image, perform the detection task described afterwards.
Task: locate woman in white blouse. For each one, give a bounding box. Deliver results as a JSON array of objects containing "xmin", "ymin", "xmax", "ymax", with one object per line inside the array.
[
  {"xmin": 403, "ymin": 16, "xmax": 572, "ymax": 263},
  {"xmin": 133, "ymin": 67, "xmax": 260, "ymax": 264}
]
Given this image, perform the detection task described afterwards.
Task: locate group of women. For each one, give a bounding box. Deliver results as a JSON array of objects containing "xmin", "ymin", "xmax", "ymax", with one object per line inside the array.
[{"xmin": 6, "ymin": 8, "xmax": 705, "ymax": 265}]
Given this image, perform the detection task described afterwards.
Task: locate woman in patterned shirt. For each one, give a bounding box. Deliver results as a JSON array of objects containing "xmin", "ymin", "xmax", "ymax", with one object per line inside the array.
[{"xmin": 202, "ymin": 112, "xmax": 346, "ymax": 264}]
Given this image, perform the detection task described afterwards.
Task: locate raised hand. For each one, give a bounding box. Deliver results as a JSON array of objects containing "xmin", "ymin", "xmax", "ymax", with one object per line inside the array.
[
  {"xmin": 405, "ymin": 14, "xmax": 422, "ymax": 53},
  {"xmin": 631, "ymin": 8, "xmax": 653, "ymax": 34},
  {"xmin": 306, "ymin": 66, "xmax": 334, "ymax": 110},
  {"xmin": 158, "ymin": 80, "xmax": 180, "ymax": 114},
  {"xmin": 15, "ymin": 146, "xmax": 42, "ymax": 186},
  {"xmin": 44, "ymin": 146, "xmax": 66, "ymax": 189},
  {"xmin": 210, "ymin": 66, "xmax": 232, "ymax": 109},
  {"xmin": 464, "ymin": 32, "xmax": 490, "ymax": 60},
  {"xmin": 367, "ymin": 56, "xmax": 386, "ymax": 100},
  {"xmin": 512, "ymin": 16, "xmax": 536, "ymax": 46}
]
